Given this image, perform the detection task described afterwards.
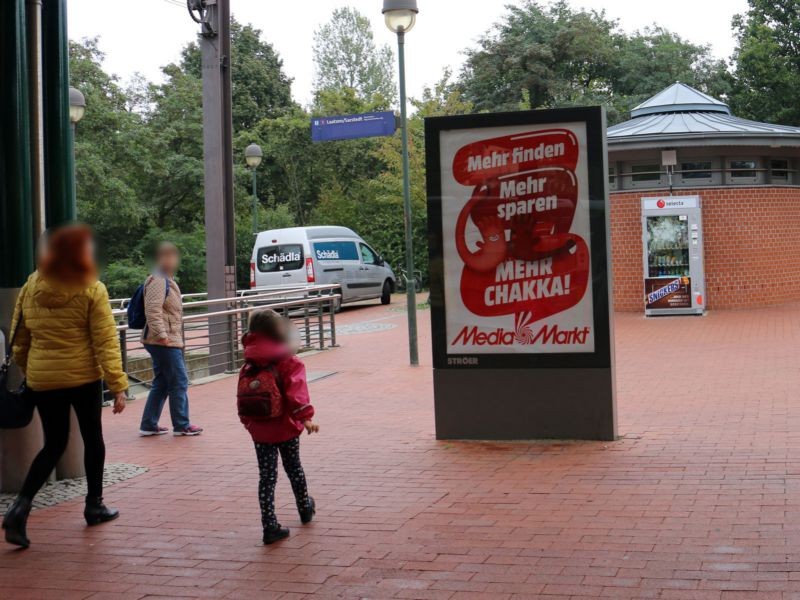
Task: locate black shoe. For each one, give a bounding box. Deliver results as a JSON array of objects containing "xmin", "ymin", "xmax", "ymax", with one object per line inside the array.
[
  {"xmin": 299, "ymin": 497, "xmax": 316, "ymax": 524},
  {"xmin": 2, "ymin": 496, "xmax": 32, "ymax": 548},
  {"xmin": 84, "ymin": 496, "xmax": 119, "ymax": 526},
  {"xmin": 262, "ymin": 524, "xmax": 290, "ymax": 545}
]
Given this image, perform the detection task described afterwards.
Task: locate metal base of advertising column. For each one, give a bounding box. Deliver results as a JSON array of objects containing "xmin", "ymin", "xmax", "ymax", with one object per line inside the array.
[
  {"xmin": 434, "ymin": 368, "xmax": 616, "ymax": 441},
  {"xmin": 425, "ymin": 107, "xmax": 616, "ymax": 441}
]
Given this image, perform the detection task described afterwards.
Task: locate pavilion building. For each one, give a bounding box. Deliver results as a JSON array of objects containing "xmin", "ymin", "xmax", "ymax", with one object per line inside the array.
[{"xmin": 607, "ymin": 82, "xmax": 800, "ymax": 311}]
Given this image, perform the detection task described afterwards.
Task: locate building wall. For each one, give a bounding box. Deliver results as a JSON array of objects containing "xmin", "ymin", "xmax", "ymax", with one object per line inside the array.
[{"xmin": 610, "ymin": 186, "xmax": 800, "ymax": 311}]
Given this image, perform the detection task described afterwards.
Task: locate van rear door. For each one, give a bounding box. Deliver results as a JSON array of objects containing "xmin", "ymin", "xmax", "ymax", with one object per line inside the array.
[{"xmin": 255, "ymin": 243, "xmax": 308, "ymax": 287}]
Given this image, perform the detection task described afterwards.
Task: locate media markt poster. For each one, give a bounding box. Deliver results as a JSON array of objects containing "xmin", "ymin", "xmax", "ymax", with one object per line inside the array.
[{"xmin": 439, "ymin": 123, "xmax": 594, "ymax": 355}]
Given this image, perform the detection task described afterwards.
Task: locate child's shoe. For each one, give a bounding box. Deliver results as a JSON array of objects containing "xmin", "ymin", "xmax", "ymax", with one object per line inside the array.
[
  {"xmin": 299, "ymin": 497, "xmax": 316, "ymax": 524},
  {"xmin": 263, "ymin": 524, "xmax": 290, "ymax": 545}
]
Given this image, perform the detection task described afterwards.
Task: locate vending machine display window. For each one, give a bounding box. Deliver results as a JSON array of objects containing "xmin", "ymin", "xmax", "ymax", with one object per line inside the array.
[
  {"xmin": 646, "ymin": 215, "xmax": 689, "ymax": 279},
  {"xmin": 642, "ymin": 196, "xmax": 705, "ymax": 316}
]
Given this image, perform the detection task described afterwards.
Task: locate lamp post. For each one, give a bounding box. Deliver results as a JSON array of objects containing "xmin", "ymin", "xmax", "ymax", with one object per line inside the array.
[
  {"xmin": 68, "ymin": 86, "xmax": 85, "ymax": 217},
  {"xmin": 245, "ymin": 143, "xmax": 263, "ymax": 235},
  {"xmin": 383, "ymin": 0, "xmax": 419, "ymax": 367}
]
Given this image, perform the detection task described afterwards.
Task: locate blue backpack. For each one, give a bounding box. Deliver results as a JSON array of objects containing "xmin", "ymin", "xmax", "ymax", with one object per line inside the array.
[{"xmin": 127, "ymin": 277, "xmax": 170, "ymax": 330}]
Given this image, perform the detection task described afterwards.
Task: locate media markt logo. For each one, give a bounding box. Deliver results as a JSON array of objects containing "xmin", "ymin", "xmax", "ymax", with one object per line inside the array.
[{"xmin": 452, "ymin": 312, "xmax": 591, "ymax": 347}]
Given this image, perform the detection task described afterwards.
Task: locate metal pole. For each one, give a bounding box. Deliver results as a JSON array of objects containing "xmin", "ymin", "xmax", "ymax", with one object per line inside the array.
[
  {"xmin": 41, "ymin": 0, "xmax": 75, "ymax": 226},
  {"xmin": 397, "ymin": 31, "xmax": 418, "ymax": 366},
  {"xmin": 0, "ymin": 0, "xmax": 41, "ymax": 493},
  {"xmin": 71, "ymin": 121, "xmax": 77, "ymax": 216},
  {"xmin": 27, "ymin": 0, "xmax": 46, "ymax": 239},
  {"xmin": 251, "ymin": 167, "xmax": 258, "ymax": 235},
  {"xmin": 198, "ymin": 0, "xmax": 236, "ymax": 375}
]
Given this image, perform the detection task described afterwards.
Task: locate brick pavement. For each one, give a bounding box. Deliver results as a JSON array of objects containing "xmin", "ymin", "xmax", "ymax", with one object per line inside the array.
[{"xmin": 3, "ymin": 299, "xmax": 800, "ymax": 599}]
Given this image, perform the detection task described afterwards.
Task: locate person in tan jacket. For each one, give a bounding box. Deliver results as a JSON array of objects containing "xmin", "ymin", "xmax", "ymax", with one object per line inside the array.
[
  {"xmin": 138, "ymin": 242, "xmax": 203, "ymax": 437},
  {"xmin": 3, "ymin": 225, "xmax": 127, "ymax": 549}
]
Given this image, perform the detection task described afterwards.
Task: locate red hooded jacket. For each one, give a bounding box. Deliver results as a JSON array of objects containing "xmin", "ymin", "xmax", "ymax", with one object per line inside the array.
[{"xmin": 238, "ymin": 333, "xmax": 315, "ymax": 444}]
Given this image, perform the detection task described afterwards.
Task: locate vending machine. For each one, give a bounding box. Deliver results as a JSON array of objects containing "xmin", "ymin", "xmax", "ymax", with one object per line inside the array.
[{"xmin": 641, "ymin": 196, "xmax": 705, "ymax": 316}]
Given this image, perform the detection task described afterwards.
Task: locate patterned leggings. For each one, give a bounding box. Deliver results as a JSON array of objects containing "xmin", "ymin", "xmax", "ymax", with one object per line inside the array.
[{"xmin": 255, "ymin": 437, "xmax": 310, "ymax": 529}]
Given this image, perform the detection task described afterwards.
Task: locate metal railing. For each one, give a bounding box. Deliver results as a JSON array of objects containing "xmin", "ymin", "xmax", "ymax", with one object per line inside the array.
[{"xmin": 114, "ymin": 285, "xmax": 340, "ymax": 392}]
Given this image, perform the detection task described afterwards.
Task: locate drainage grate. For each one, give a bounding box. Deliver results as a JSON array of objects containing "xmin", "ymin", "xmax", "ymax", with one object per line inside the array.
[
  {"xmin": 336, "ymin": 322, "xmax": 397, "ymax": 335},
  {"xmin": 0, "ymin": 463, "xmax": 148, "ymax": 513}
]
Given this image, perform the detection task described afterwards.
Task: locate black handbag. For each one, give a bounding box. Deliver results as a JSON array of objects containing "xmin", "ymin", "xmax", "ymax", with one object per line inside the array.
[{"xmin": 0, "ymin": 310, "xmax": 34, "ymax": 429}]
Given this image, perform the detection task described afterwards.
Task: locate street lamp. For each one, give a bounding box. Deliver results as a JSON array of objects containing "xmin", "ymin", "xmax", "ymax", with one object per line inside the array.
[
  {"xmin": 245, "ymin": 143, "xmax": 263, "ymax": 235},
  {"xmin": 68, "ymin": 87, "xmax": 86, "ymax": 218},
  {"xmin": 69, "ymin": 87, "xmax": 86, "ymax": 124},
  {"xmin": 383, "ymin": 0, "xmax": 419, "ymax": 366}
]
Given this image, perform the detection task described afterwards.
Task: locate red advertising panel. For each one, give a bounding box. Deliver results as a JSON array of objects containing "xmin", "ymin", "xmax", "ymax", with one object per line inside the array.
[{"xmin": 438, "ymin": 124, "xmax": 595, "ymax": 356}]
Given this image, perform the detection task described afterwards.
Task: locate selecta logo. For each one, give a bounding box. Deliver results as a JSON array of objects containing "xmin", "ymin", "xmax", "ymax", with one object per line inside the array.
[{"xmin": 656, "ymin": 199, "xmax": 666, "ymax": 208}]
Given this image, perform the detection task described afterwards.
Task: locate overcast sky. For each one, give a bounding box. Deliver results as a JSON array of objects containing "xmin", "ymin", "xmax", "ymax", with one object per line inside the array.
[{"xmin": 68, "ymin": 0, "xmax": 749, "ymax": 107}]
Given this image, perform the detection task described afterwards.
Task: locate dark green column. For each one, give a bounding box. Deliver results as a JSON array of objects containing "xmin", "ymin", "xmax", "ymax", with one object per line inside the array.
[
  {"xmin": 0, "ymin": 0, "xmax": 35, "ymax": 288},
  {"xmin": 42, "ymin": 0, "xmax": 75, "ymax": 227}
]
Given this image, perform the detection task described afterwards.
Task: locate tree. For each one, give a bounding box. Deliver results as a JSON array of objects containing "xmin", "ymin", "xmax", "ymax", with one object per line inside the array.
[
  {"xmin": 459, "ymin": 1, "xmax": 733, "ymax": 124},
  {"xmin": 731, "ymin": 0, "xmax": 800, "ymax": 125},
  {"xmin": 181, "ymin": 19, "xmax": 295, "ymax": 131},
  {"xmin": 132, "ymin": 64, "xmax": 205, "ymax": 231},
  {"xmin": 70, "ymin": 39, "xmax": 147, "ymax": 262},
  {"xmin": 612, "ymin": 28, "xmax": 732, "ymax": 121},
  {"xmin": 460, "ymin": 1, "xmax": 619, "ymax": 112},
  {"xmin": 412, "ymin": 70, "xmax": 473, "ymax": 118},
  {"xmin": 312, "ymin": 7, "xmax": 396, "ymax": 106}
]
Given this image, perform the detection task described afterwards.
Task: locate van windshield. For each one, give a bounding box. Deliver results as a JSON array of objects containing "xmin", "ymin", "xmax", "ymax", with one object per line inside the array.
[{"xmin": 257, "ymin": 244, "xmax": 304, "ymax": 272}]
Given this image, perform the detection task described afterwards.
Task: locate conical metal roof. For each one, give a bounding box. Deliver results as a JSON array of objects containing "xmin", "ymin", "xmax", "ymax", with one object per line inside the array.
[
  {"xmin": 608, "ymin": 82, "xmax": 800, "ymax": 149},
  {"xmin": 630, "ymin": 82, "xmax": 730, "ymax": 117}
]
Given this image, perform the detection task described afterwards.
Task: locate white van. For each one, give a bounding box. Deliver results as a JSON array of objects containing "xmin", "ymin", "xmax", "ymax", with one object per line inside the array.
[{"xmin": 250, "ymin": 226, "xmax": 396, "ymax": 308}]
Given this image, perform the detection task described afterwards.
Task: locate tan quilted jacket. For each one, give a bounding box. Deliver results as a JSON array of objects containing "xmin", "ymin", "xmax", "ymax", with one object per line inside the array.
[{"xmin": 142, "ymin": 275, "xmax": 184, "ymax": 348}]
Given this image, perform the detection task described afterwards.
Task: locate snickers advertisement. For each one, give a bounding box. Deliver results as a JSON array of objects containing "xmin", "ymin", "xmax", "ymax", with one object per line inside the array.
[{"xmin": 645, "ymin": 277, "xmax": 692, "ymax": 310}]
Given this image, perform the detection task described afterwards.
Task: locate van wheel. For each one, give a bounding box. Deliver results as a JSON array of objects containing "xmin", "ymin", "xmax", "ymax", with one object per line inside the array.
[{"xmin": 381, "ymin": 280, "xmax": 392, "ymax": 305}]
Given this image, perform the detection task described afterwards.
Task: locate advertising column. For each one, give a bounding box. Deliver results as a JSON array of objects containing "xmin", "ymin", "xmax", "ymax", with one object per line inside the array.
[{"xmin": 425, "ymin": 108, "xmax": 616, "ymax": 440}]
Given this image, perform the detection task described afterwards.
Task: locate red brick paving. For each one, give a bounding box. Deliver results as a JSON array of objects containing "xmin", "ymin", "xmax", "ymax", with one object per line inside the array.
[{"xmin": 3, "ymin": 299, "xmax": 800, "ymax": 599}]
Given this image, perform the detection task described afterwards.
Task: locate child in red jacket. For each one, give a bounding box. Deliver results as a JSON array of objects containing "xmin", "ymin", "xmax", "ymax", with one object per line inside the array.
[{"xmin": 239, "ymin": 309, "xmax": 319, "ymax": 544}]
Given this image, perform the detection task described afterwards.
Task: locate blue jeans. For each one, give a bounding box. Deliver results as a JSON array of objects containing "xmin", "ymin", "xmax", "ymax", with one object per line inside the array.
[{"xmin": 140, "ymin": 345, "xmax": 191, "ymax": 431}]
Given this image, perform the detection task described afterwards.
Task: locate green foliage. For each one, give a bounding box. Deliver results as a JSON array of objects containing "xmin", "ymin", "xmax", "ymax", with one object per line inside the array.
[
  {"xmin": 71, "ymin": 39, "xmax": 146, "ymax": 260},
  {"xmin": 459, "ymin": 1, "xmax": 733, "ymax": 125},
  {"xmin": 731, "ymin": 0, "xmax": 800, "ymax": 125},
  {"xmin": 312, "ymin": 7, "xmax": 396, "ymax": 107},
  {"xmin": 71, "ymin": 24, "xmax": 298, "ymax": 297},
  {"xmin": 180, "ymin": 19, "xmax": 296, "ymax": 130}
]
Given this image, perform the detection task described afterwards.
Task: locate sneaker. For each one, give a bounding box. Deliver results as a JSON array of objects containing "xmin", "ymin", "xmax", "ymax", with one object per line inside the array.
[
  {"xmin": 173, "ymin": 425, "xmax": 203, "ymax": 436},
  {"xmin": 263, "ymin": 524, "xmax": 290, "ymax": 545},
  {"xmin": 139, "ymin": 426, "xmax": 169, "ymax": 437}
]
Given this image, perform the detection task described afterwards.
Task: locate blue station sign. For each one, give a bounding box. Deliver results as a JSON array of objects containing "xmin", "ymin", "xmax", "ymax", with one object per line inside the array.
[{"xmin": 311, "ymin": 111, "xmax": 397, "ymax": 142}]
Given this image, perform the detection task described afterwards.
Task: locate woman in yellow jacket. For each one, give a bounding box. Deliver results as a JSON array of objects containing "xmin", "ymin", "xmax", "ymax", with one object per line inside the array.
[{"xmin": 2, "ymin": 225, "xmax": 128, "ymax": 549}]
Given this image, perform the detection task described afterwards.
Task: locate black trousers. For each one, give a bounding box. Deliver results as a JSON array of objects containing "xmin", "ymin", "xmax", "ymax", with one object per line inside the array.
[
  {"xmin": 255, "ymin": 437, "xmax": 310, "ymax": 529},
  {"xmin": 20, "ymin": 380, "xmax": 106, "ymax": 500}
]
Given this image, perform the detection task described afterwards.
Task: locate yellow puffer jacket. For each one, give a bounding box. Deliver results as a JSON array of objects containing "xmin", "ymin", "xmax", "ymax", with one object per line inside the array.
[{"xmin": 10, "ymin": 272, "xmax": 128, "ymax": 393}]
